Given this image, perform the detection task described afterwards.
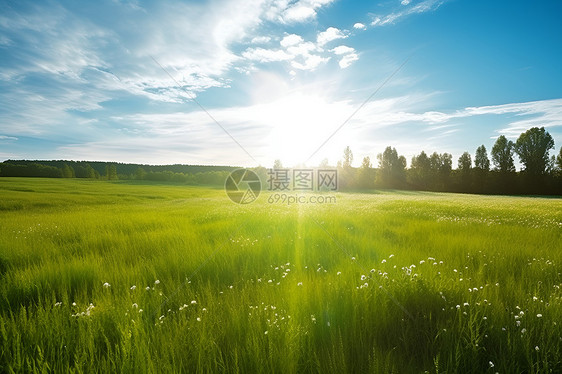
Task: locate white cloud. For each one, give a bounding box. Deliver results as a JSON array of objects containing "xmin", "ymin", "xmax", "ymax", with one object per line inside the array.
[
  {"xmin": 331, "ymin": 45, "xmax": 355, "ymax": 55},
  {"xmin": 0, "ymin": 135, "xmax": 18, "ymax": 141},
  {"xmin": 463, "ymin": 99, "xmax": 562, "ymax": 138},
  {"xmin": 291, "ymin": 54, "xmax": 330, "ymax": 71},
  {"xmin": 353, "ymin": 22, "xmax": 366, "ymax": 30},
  {"xmin": 251, "ymin": 36, "xmax": 272, "ymax": 44},
  {"xmin": 286, "ymin": 41, "xmax": 318, "ymax": 56},
  {"xmin": 280, "ymin": 34, "xmax": 304, "ymax": 47},
  {"xmin": 279, "ymin": 0, "xmax": 336, "ymax": 23},
  {"xmin": 317, "ymin": 27, "xmax": 347, "ymax": 45},
  {"xmin": 401, "ymin": 0, "xmax": 411, "ymax": 5},
  {"xmin": 242, "ymin": 48, "xmax": 293, "ymax": 63},
  {"xmin": 371, "ymin": 0, "xmax": 446, "ymax": 27},
  {"xmin": 283, "ymin": 5, "xmax": 317, "ymax": 22},
  {"xmin": 338, "ymin": 53, "xmax": 359, "ymax": 68}
]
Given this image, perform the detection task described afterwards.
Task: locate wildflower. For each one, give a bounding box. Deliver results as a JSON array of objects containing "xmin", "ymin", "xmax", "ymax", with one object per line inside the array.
[
  {"xmin": 336, "ymin": 271, "xmax": 342, "ymax": 275},
  {"xmin": 537, "ymin": 314, "xmax": 542, "ymax": 318},
  {"xmin": 72, "ymin": 302, "xmax": 76, "ymax": 306},
  {"xmin": 463, "ymin": 302, "xmax": 469, "ymax": 307},
  {"xmin": 389, "ymin": 254, "xmax": 394, "ymax": 258},
  {"xmin": 489, "ymin": 361, "xmax": 494, "ymax": 368},
  {"xmin": 138, "ymin": 309, "xmax": 143, "ymax": 313},
  {"xmin": 351, "ymin": 257, "xmax": 356, "ymax": 261},
  {"xmin": 521, "ymin": 328, "xmax": 526, "ymax": 334},
  {"xmin": 419, "ymin": 260, "xmax": 425, "ymax": 264},
  {"xmin": 196, "ymin": 317, "xmax": 201, "ymax": 322},
  {"xmin": 103, "ymin": 282, "xmax": 111, "ymax": 288},
  {"xmin": 297, "ymin": 282, "xmax": 303, "ymax": 286},
  {"xmin": 381, "ymin": 259, "xmax": 387, "ymax": 263},
  {"xmin": 535, "ymin": 346, "xmax": 539, "ymax": 351},
  {"xmin": 130, "ymin": 285, "xmax": 136, "ymax": 290},
  {"xmin": 154, "ymin": 280, "xmax": 160, "ymax": 285},
  {"xmin": 191, "ymin": 300, "xmax": 197, "ymax": 305},
  {"xmin": 55, "ymin": 302, "xmax": 62, "ymax": 307},
  {"xmin": 456, "ymin": 305, "xmax": 461, "ymax": 309},
  {"xmin": 370, "ymin": 269, "xmax": 375, "ymax": 273},
  {"xmin": 146, "ymin": 286, "xmax": 151, "ymax": 291},
  {"xmin": 264, "ymin": 331, "xmax": 268, "ymax": 335},
  {"xmin": 361, "ymin": 275, "xmax": 367, "ymax": 280},
  {"xmin": 132, "ymin": 303, "xmax": 138, "ymax": 308}
]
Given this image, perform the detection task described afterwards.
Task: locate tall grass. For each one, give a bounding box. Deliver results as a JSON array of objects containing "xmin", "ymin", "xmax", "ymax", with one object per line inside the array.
[{"xmin": 0, "ymin": 178, "xmax": 560, "ymax": 373}]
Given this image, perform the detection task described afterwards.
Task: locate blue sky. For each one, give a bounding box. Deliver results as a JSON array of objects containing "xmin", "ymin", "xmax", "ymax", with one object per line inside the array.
[{"xmin": 1, "ymin": 0, "xmax": 561, "ymax": 167}]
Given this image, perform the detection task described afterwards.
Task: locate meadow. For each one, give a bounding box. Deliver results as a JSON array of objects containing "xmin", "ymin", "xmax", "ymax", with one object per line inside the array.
[{"xmin": 0, "ymin": 177, "xmax": 560, "ymax": 373}]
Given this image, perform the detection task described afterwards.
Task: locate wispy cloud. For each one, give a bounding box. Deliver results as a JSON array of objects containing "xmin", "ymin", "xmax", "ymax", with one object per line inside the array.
[
  {"xmin": 370, "ymin": 0, "xmax": 446, "ymax": 27},
  {"xmin": 0, "ymin": 135, "xmax": 18, "ymax": 141}
]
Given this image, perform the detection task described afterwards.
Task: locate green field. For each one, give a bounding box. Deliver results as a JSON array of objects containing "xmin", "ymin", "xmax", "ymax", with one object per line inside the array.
[{"xmin": 0, "ymin": 178, "xmax": 561, "ymax": 373}]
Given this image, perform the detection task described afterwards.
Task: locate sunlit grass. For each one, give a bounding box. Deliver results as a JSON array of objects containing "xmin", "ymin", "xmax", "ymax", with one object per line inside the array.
[{"xmin": 0, "ymin": 178, "xmax": 560, "ymax": 373}]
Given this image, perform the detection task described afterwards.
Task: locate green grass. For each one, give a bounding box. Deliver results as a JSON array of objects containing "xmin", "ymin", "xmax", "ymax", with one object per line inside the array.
[{"xmin": 0, "ymin": 177, "xmax": 561, "ymax": 373}]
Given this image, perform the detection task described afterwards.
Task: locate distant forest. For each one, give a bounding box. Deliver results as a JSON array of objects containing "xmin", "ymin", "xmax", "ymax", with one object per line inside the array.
[
  {"xmin": 0, "ymin": 160, "xmax": 238, "ymax": 186},
  {"xmin": 1, "ymin": 127, "xmax": 561, "ymax": 195}
]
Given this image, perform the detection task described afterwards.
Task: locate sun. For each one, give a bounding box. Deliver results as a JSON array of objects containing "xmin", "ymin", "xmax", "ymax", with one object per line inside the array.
[{"xmin": 261, "ymin": 92, "xmax": 353, "ymax": 167}]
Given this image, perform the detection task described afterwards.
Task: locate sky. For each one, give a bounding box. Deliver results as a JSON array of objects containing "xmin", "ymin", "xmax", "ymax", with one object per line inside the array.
[{"xmin": 0, "ymin": 0, "xmax": 561, "ymax": 168}]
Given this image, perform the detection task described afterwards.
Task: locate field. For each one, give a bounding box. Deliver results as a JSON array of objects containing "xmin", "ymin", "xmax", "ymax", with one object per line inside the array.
[{"xmin": 0, "ymin": 178, "xmax": 561, "ymax": 373}]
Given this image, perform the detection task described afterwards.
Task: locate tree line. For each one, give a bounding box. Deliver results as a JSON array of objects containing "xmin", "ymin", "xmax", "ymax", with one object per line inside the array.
[
  {"xmin": 1, "ymin": 126, "xmax": 561, "ymax": 195},
  {"xmin": 332, "ymin": 127, "xmax": 562, "ymax": 195},
  {"xmin": 0, "ymin": 160, "xmax": 236, "ymax": 186}
]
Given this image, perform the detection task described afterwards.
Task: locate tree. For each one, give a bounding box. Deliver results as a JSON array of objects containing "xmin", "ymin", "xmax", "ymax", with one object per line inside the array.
[
  {"xmin": 319, "ymin": 158, "xmax": 329, "ymax": 168},
  {"xmin": 343, "ymin": 146, "xmax": 353, "ymax": 168},
  {"xmin": 273, "ymin": 159, "xmax": 283, "ymax": 169},
  {"xmin": 135, "ymin": 167, "xmax": 147, "ymax": 180},
  {"xmin": 376, "ymin": 146, "xmax": 406, "ymax": 188},
  {"xmin": 457, "ymin": 152, "xmax": 472, "ymax": 172},
  {"xmin": 556, "ymin": 147, "xmax": 562, "ymax": 171},
  {"xmin": 85, "ymin": 164, "xmax": 97, "ymax": 179},
  {"xmin": 428, "ymin": 152, "xmax": 452, "ymax": 190},
  {"xmin": 358, "ymin": 156, "xmax": 375, "ymax": 189},
  {"xmin": 409, "ymin": 151, "xmax": 431, "ymax": 189},
  {"xmin": 62, "ymin": 164, "xmax": 75, "ymax": 178},
  {"xmin": 106, "ymin": 164, "xmax": 118, "ymax": 180},
  {"xmin": 514, "ymin": 127, "xmax": 554, "ymax": 175},
  {"xmin": 361, "ymin": 156, "xmax": 372, "ymax": 169},
  {"xmin": 474, "ymin": 145, "xmax": 490, "ymax": 171},
  {"xmin": 438, "ymin": 153, "xmax": 452, "ymax": 176},
  {"xmin": 491, "ymin": 135, "xmax": 515, "ymax": 173}
]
